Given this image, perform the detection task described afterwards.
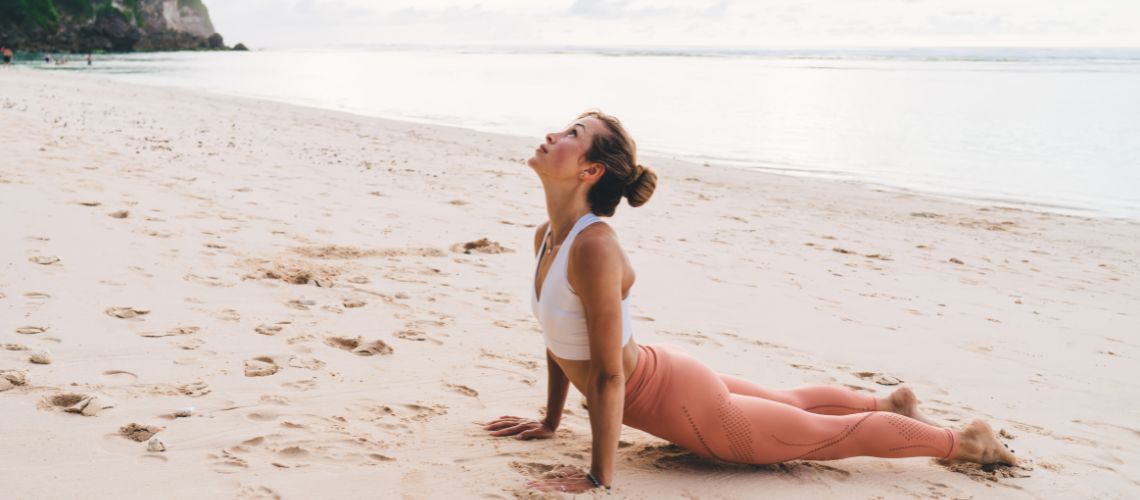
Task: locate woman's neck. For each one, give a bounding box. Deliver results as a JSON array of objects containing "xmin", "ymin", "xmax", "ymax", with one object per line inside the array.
[{"xmin": 543, "ymin": 190, "xmax": 592, "ymax": 246}]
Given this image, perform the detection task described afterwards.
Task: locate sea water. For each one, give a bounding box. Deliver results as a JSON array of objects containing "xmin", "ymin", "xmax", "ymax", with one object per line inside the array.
[{"xmin": 23, "ymin": 46, "xmax": 1140, "ymax": 220}]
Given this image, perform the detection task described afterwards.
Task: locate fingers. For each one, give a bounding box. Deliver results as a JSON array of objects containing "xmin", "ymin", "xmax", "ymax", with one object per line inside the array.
[
  {"xmin": 489, "ymin": 423, "xmax": 533, "ymax": 437},
  {"xmin": 514, "ymin": 428, "xmax": 552, "ymax": 440},
  {"xmin": 481, "ymin": 417, "xmax": 524, "ymax": 430}
]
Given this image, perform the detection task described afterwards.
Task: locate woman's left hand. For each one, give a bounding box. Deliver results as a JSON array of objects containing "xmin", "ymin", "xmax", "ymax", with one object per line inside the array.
[{"xmin": 525, "ymin": 468, "xmax": 597, "ymax": 494}]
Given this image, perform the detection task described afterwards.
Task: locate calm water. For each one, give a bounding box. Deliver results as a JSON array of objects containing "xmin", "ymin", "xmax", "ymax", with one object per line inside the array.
[{"xmin": 21, "ymin": 46, "xmax": 1140, "ymax": 220}]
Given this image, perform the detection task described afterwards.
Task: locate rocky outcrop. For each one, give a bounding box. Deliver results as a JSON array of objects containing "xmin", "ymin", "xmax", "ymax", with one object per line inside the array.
[{"xmin": 0, "ymin": 0, "xmax": 227, "ymax": 52}]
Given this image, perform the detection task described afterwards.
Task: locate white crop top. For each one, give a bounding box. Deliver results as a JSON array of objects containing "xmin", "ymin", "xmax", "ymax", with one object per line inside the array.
[{"xmin": 530, "ymin": 212, "xmax": 634, "ymax": 360}]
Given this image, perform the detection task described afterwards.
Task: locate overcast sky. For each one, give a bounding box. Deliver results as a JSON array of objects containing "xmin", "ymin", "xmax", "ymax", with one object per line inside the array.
[{"xmin": 206, "ymin": 0, "xmax": 1140, "ymax": 49}]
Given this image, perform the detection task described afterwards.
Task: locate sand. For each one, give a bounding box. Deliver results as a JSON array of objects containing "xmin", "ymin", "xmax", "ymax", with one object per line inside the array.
[{"xmin": 1, "ymin": 69, "xmax": 1138, "ymax": 499}]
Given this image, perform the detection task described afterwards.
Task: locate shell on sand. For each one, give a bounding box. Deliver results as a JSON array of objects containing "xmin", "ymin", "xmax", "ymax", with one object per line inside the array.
[{"xmin": 147, "ymin": 438, "xmax": 166, "ymax": 452}]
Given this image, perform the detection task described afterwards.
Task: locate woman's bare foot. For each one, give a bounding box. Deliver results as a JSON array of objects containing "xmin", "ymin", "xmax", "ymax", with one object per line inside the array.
[
  {"xmin": 954, "ymin": 419, "xmax": 1019, "ymax": 466},
  {"xmin": 878, "ymin": 386, "xmax": 939, "ymax": 426}
]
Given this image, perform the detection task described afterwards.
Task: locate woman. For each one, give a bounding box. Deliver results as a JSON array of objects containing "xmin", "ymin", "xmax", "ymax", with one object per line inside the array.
[{"xmin": 481, "ymin": 111, "xmax": 1018, "ymax": 494}]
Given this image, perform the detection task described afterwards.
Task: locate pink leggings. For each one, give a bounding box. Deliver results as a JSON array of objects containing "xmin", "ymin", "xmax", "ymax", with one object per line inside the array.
[{"xmin": 622, "ymin": 344, "xmax": 959, "ymax": 464}]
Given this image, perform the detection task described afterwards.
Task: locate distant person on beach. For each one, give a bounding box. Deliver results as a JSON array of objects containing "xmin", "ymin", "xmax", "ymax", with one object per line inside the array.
[
  {"xmin": 481, "ymin": 110, "xmax": 1019, "ymax": 494},
  {"xmin": 2, "ymin": 47, "xmax": 12, "ymax": 66},
  {"xmin": 44, "ymin": 54, "xmax": 52, "ymax": 64},
  {"xmin": 86, "ymin": 53, "xmax": 92, "ymax": 66}
]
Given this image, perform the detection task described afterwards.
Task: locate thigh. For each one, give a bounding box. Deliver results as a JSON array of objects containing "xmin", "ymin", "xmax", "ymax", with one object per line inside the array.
[
  {"xmin": 627, "ymin": 346, "xmax": 733, "ymax": 459},
  {"xmin": 718, "ymin": 373, "xmax": 800, "ymax": 406}
]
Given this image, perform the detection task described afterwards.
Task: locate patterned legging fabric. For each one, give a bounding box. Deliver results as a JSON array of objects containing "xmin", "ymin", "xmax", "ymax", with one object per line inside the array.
[{"xmin": 622, "ymin": 344, "xmax": 959, "ymax": 464}]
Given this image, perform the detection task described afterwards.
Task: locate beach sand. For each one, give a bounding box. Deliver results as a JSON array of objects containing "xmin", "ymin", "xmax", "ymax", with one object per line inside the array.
[{"xmin": 1, "ymin": 69, "xmax": 1138, "ymax": 499}]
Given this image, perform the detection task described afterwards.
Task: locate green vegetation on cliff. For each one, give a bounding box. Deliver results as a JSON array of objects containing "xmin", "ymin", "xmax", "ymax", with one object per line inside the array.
[
  {"xmin": 1, "ymin": 0, "xmax": 144, "ymax": 29},
  {"xmin": 0, "ymin": 0, "xmax": 61, "ymax": 30}
]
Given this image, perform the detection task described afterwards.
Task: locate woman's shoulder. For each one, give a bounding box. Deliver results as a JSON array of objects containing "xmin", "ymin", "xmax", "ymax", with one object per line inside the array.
[{"xmin": 571, "ymin": 221, "xmax": 622, "ymax": 261}]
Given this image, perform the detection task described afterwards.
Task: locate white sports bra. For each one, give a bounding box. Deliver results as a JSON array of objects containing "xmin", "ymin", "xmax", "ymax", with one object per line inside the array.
[{"xmin": 530, "ymin": 212, "xmax": 634, "ymax": 360}]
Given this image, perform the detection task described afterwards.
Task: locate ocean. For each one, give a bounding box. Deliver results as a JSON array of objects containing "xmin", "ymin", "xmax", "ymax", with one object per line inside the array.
[{"xmin": 20, "ymin": 46, "xmax": 1140, "ymax": 220}]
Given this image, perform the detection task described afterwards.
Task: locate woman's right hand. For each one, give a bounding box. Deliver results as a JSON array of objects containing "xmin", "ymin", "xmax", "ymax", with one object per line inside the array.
[{"xmin": 481, "ymin": 415, "xmax": 556, "ymax": 440}]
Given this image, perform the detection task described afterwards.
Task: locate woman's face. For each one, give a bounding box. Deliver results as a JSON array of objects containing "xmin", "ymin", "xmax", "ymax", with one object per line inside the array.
[{"xmin": 527, "ymin": 117, "xmax": 605, "ymax": 181}]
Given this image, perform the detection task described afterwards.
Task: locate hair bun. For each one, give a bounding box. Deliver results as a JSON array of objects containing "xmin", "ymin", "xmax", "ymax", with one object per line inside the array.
[{"xmin": 624, "ymin": 164, "xmax": 657, "ymax": 208}]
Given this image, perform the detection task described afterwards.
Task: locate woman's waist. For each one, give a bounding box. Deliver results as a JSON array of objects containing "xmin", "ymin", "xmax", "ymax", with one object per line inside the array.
[{"xmin": 554, "ymin": 340, "xmax": 641, "ymax": 384}]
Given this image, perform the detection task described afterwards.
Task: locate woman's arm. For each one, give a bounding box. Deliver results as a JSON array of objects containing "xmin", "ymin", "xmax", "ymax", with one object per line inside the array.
[
  {"xmin": 542, "ymin": 349, "xmax": 571, "ymax": 429},
  {"xmin": 571, "ymin": 230, "xmax": 628, "ymax": 488}
]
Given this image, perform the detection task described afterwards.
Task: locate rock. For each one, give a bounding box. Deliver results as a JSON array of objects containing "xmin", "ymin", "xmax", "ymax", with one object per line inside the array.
[
  {"xmin": 174, "ymin": 407, "xmax": 194, "ymax": 418},
  {"xmin": 147, "ymin": 438, "xmax": 166, "ymax": 452},
  {"xmin": 29, "ymin": 350, "xmax": 52, "ymax": 364},
  {"xmin": 0, "ymin": 378, "xmax": 13, "ymax": 392},
  {"xmin": 233, "ymin": 43, "xmax": 249, "ymax": 51},
  {"xmin": 207, "ymin": 32, "xmax": 224, "ymax": 49}
]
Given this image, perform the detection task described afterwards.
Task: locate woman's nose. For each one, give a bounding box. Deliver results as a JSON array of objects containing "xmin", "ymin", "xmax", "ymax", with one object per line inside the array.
[{"xmin": 545, "ymin": 133, "xmax": 555, "ymax": 144}]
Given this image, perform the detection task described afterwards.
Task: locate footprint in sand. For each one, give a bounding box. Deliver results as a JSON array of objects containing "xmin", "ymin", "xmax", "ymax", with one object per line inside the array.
[
  {"xmin": 255, "ymin": 324, "xmax": 284, "ymax": 336},
  {"xmin": 287, "ymin": 356, "xmax": 326, "ymax": 370},
  {"xmin": 1, "ymin": 370, "xmax": 29, "ymax": 387},
  {"xmin": 119, "ymin": 423, "xmax": 162, "ymax": 442},
  {"xmin": 43, "ymin": 392, "xmax": 111, "ymax": 416},
  {"xmin": 342, "ymin": 299, "xmax": 367, "ymax": 308},
  {"xmin": 392, "ymin": 329, "xmax": 443, "ymax": 345},
  {"xmin": 102, "ymin": 370, "xmax": 139, "ymax": 383},
  {"xmin": 29, "ymin": 255, "xmax": 61, "ymax": 265},
  {"xmin": 183, "ymin": 273, "xmax": 234, "ymax": 288},
  {"xmin": 324, "ymin": 336, "xmax": 394, "ymax": 356},
  {"xmin": 444, "ymin": 383, "xmax": 479, "ymax": 397},
  {"xmin": 852, "ymin": 371, "xmax": 903, "ymax": 386},
  {"xmin": 236, "ymin": 485, "xmax": 281, "ymax": 500},
  {"xmin": 284, "ymin": 300, "xmax": 310, "ymax": 311},
  {"xmin": 245, "ymin": 357, "xmax": 280, "ymax": 377},
  {"xmin": 15, "ymin": 326, "xmax": 48, "ymax": 335},
  {"xmin": 281, "ymin": 379, "xmax": 318, "ymax": 391},
  {"xmin": 451, "ymin": 238, "xmax": 513, "ymax": 255},
  {"xmin": 217, "ymin": 309, "xmax": 241, "ymax": 321},
  {"xmin": 178, "ymin": 381, "xmax": 211, "ymax": 397},
  {"xmin": 108, "ymin": 210, "xmax": 129, "ymax": 219},
  {"xmin": 138, "ymin": 326, "xmax": 200, "ymax": 338},
  {"xmin": 105, "ymin": 306, "xmax": 151, "ymax": 319},
  {"xmin": 208, "ymin": 449, "xmax": 249, "ymax": 474}
]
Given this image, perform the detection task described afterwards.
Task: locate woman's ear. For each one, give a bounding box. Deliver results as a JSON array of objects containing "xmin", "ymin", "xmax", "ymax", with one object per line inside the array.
[{"xmin": 582, "ymin": 163, "xmax": 605, "ymax": 181}]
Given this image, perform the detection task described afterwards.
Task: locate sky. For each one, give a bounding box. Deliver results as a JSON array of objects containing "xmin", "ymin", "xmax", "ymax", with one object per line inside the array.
[{"xmin": 206, "ymin": 0, "xmax": 1140, "ymax": 49}]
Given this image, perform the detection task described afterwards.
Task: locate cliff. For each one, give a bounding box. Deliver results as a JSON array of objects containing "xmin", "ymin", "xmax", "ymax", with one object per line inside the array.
[{"xmin": 0, "ymin": 0, "xmax": 227, "ymax": 52}]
